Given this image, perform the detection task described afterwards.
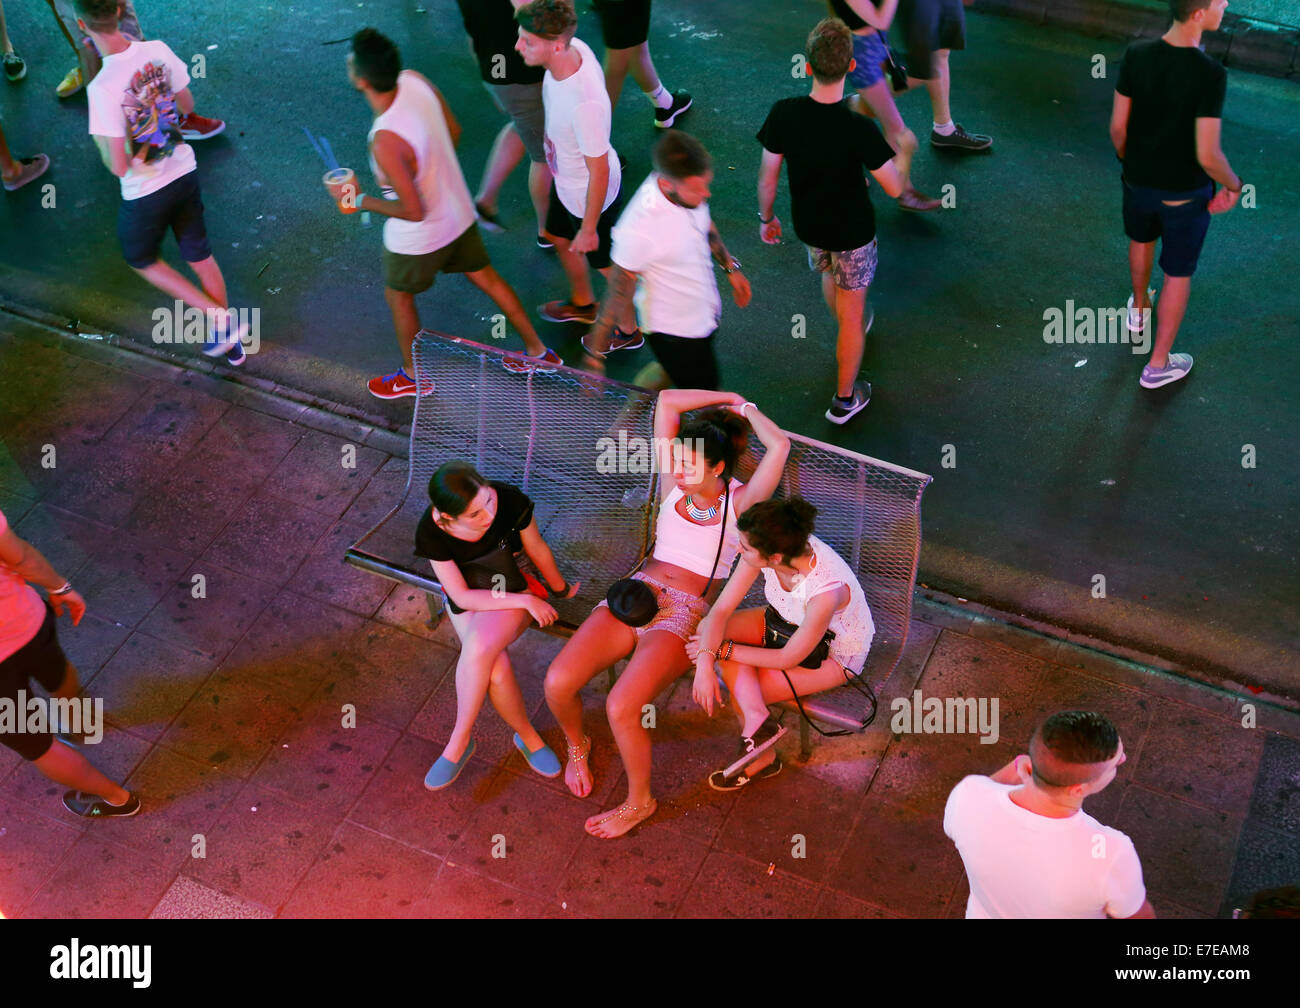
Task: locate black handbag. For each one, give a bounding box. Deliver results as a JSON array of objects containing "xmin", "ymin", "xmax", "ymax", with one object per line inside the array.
[
  {"xmin": 606, "ymin": 483, "xmax": 730, "ymax": 627},
  {"xmin": 762, "ymin": 604, "xmax": 835, "ymax": 670},
  {"xmin": 884, "ymin": 44, "xmax": 909, "ymax": 94}
]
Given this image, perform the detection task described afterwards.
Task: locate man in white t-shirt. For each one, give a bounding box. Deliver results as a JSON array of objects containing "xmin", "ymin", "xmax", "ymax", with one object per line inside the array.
[
  {"xmin": 79, "ymin": 0, "xmax": 247, "ymax": 362},
  {"xmin": 515, "ymin": 0, "xmax": 637, "ymax": 340},
  {"xmin": 333, "ymin": 28, "xmax": 558, "ymax": 399},
  {"xmin": 581, "ymin": 130, "xmax": 750, "ymax": 391},
  {"xmin": 944, "ymin": 710, "xmax": 1156, "ymax": 919}
]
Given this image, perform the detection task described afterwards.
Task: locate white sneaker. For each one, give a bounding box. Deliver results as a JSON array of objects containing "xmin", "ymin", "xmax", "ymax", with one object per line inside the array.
[
  {"xmin": 1127, "ymin": 288, "xmax": 1155, "ymax": 332},
  {"xmin": 203, "ymin": 309, "xmax": 249, "ymax": 357}
]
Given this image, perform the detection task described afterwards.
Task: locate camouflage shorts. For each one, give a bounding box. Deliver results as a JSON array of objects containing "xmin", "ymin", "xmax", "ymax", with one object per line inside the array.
[{"xmin": 806, "ymin": 237, "xmax": 879, "ymax": 292}]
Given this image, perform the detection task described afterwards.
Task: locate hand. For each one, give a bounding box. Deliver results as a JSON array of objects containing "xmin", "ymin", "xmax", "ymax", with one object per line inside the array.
[
  {"xmin": 759, "ymin": 216, "xmax": 782, "ymax": 245},
  {"xmin": 729, "ymin": 271, "xmax": 752, "ymax": 308},
  {"xmin": 49, "ymin": 589, "xmax": 86, "ymax": 627},
  {"xmin": 524, "ymin": 595, "xmax": 558, "ymax": 627},
  {"xmin": 692, "ymin": 662, "xmax": 723, "ymax": 716},
  {"xmin": 570, "ymin": 225, "xmax": 599, "ymax": 255},
  {"xmin": 1207, "ymin": 187, "xmax": 1239, "ymax": 215}
]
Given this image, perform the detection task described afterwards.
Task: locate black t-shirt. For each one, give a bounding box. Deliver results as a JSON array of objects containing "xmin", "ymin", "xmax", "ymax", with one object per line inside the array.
[
  {"xmin": 828, "ymin": 0, "xmax": 869, "ymax": 32},
  {"xmin": 757, "ymin": 96, "xmax": 895, "ymax": 251},
  {"xmin": 456, "ymin": 0, "xmax": 544, "ymax": 86},
  {"xmin": 1116, "ymin": 39, "xmax": 1226, "ymax": 192},
  {"xmin": 413, "ymin": 481, "xmax": 534, "ymax": 566}
]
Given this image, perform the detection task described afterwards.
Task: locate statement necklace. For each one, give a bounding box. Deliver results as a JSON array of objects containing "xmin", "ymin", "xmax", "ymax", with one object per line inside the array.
[{"xmin": 684, "ymin": 492, "xmax": 722, "ymax": 522}]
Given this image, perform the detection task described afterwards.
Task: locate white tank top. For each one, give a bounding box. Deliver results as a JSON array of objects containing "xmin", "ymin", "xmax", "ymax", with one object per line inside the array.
[
  {"xmin": 369, "ymin": 70, "xmax": 476, "ymax": 255},
  {"xmin": 652, "ymin": 478, "xmax": 743, "ymax": 580}
]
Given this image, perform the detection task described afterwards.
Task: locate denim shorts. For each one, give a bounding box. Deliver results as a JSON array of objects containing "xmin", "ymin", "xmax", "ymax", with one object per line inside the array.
[
  {"xmin": 847, "ymin": 31, "xmax": 891, "ymax": 90},
  {"xmin": 807, "ymin": 238, "xmax": 879, "ymax": 291},
  {"xmin": 117, "ymin": 168, "xmax": 211, "ymax": 268},
  {"xmin": 1121, "ymin": 178, "xmax": 1214, "ymax": 278}
]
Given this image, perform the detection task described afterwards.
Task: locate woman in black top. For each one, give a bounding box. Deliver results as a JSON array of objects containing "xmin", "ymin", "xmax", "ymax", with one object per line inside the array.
[{"xmin": 413, "ymin": 461, "xmax": 579, "ymax": 791}]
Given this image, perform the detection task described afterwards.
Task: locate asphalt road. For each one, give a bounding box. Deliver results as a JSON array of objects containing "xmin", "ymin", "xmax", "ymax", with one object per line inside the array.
[{"xmin": 1, "ymin": 1, "xmax": 1296, "ymax": 689}]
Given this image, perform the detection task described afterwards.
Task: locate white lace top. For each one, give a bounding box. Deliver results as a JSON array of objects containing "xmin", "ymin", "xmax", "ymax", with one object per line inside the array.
[{"xmin": 760, "ymin": 534, "xmax": 874, "ymax": 674}]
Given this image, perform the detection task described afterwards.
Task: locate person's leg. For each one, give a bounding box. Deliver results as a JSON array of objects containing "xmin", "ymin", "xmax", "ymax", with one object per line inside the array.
[
  {"xmin": 383, "ymin": 286, "xmax": 421, "ymax": 374},
  {"xmin": 602, "ymin": 45, "xmax": 636, "ymax": 109},
  {"xmin": 1147, "ymin": 275, "xmax": 1190, "ymax": 369},
  {"xmin": 0, "ymin": 0, "xmax": 14, "ymax": 54},
  {"xmin": 924, "ymin": 49, "xmax": 952, "ymax": 127},
  {"xmin": 858, "ymin": 81, "xmax": 923, "ymax": 198},
  {"xmin": 1128, "ymin": 239, "xmax": 1155, "ymax": 318},
  {"xmin": 189, "ymin": 257, "xmax": 228, "ymax": 309},
  {"xmin": 527, "ymin": 161, "xmax": 552, "ymax": 240},
  {"xmin": 595, "ymin": 265, "xmax": 639, "ymax": 334},
  {"xmin": 441, "ymin": 607, "xmax": 534, "ymax": 763},
  {"xmin": 31, "ymin": 739, "xmax": 131, "ymax": 804},
  {"xmin": 586, "ymin": 630, "xmax": 688, "ymax": 837},
  {"xmin": 475, "ymin": 122, "xmax": 525, "ymax": 218},
  {"xmin": 828, "ymin": 278, "xmax": 868, "ymax": 400},
  {"xmin": 557, "ymin": 241, "xmax": 598, "ymax": 308},
  {"xmin": 462, "ymin": 264, "xmax": 546, "ymax": 356},
  {"xmin": 0, "ymin": 119, "xmax": 15, "ymax": 174},
  {"xmin": 544, "ymin": 606, "xmax": 637, "ymax": 797},
  {"xmin": 712, "ymin": 609, "xmax": 769, "ymax": 736},
  {"xmin": 484, "ymin": 649, "xmax": 547, "ymax": 750},
  {"xmin": 132, "ymin": 261, "xmax": 226, "ymax": 315}
]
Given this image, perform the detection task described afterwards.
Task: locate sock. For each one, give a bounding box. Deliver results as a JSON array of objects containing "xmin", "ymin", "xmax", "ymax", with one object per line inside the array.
[
  {"xmin": 933, "ymin": 120, "xmax": 955, "ymax": 136},
  {"xmin": 647, "ymin": 84, "xmax": 672, "ymax": 110}
]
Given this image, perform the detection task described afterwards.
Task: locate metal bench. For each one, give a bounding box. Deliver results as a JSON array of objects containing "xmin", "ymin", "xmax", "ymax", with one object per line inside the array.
[{"xmin": 344, "ymin": 330, "xmax": 931, "ymax": 757}]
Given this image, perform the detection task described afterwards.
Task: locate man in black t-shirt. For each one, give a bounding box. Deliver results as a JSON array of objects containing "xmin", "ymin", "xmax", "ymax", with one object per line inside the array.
[
  {"xmin": 457, "ymin": 0, "xmax": 554, "ymax": 249},
  {"xmin": 1110, "ymin": 0, "xmax": 1241, "ymax": 390},
  {"xmin": 757, "ymin": 18, "xmax": 902, "ymax": 425}
]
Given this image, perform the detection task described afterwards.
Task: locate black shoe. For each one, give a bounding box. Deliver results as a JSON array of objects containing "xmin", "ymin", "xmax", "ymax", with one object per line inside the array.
[
  {"xmin": 63, "ymin": 790, "xmax": 142, "ymax": 818},
  {"xmin": 536, "ymin": 234, "xmax": 554, "ymax": 251},
  {"xmin": 709, "ymin": 756, "xmax": 783, "ymax": 792},
  {"xmin": 826, "ymin": 380, "xmax": 872, "ymax": 424},
  {"xmin": 655, "ymin": 91, "xmax": 693, "ymax": 129},
  {"xmin": 475, "ymin": 201, "xmax": 505, "ymax": 234},
  {"xmin": 930, "ymin": 123, "xmax": 992, "ymax": 151}
]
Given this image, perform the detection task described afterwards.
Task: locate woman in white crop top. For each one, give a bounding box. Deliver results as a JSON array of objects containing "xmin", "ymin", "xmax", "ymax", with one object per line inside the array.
[
  {"xmin": 688, "ymin": 497, "xmax": 874, "ymax": 790},
  {"xmin": 545, "ymin": 389, "xmax": 789, "ymax": 838}
]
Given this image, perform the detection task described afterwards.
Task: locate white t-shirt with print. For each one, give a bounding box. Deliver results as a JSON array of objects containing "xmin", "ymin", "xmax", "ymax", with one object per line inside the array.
[
  {"xmin": 611, "ymin": 173, "xmax": 720, "ymax": 339},
  {"xmin": 87, "ymin": 39, "xmax": 196, "ymax": 201},
  {"xmin": 542, "ymin": 36, "xmax": 620, "ymax": 218},
  {"xmin": 943, "ymin": 774, "xmax": 1148, "ymax": 919}
]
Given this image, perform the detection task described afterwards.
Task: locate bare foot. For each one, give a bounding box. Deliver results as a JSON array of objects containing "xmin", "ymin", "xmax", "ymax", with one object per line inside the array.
[
  {"xmin": 564, "ymin": 736, "xmax": 593, "ymax": 798},
  {"xmin": 585, "ymin": 798, "xmax": 657, "ymax": 839}
]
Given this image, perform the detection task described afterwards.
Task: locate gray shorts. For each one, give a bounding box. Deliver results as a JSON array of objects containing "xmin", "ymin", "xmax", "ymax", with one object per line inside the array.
[
  {"xmin": 807, "ymin": 238, "xmax": 879, "ymax": 291},
  {"xmin": 486, "ymin": 81, "xmax": 547, "ymax": 166}
]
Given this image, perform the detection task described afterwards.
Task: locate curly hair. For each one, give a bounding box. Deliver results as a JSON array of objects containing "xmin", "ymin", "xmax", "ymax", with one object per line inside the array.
[
  {"xmin": 516, "ymin": 0, "xmax": 578, "ymax": 41},
  {"xmin": 737, "ymin": 498, "xmax": 818, "ymax": 562}
]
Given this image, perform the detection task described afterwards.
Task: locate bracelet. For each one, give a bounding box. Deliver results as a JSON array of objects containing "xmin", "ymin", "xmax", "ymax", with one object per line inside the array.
[
  {"xmin": 50, "ymin": 582, "xmax": 73, "ymax": 596},
  {"xmin": 548, "ymin": 579, "xmax": 569, "ymax": 598},
  {"xmin": 700, "ymin": 648, "xmax": 716, "ymax": 659},
  {"xmin": 757, "ymin": 212, "xmax": 774, "ymax": 224},
  {"xmin": 721, "ymin": 639, "xmax": 735, "ymax": 661}
]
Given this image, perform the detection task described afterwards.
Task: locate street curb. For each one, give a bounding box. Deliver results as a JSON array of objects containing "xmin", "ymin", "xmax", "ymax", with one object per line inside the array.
[
  {"xmin": 5, "ymin": 301, "xmax": 1293, "ymax": 713},
  {"xmin": 972, "ymin": 0, "xmax": 1299, "ymax": 79},
  {"xmin": 0, "ymin": 298, "xmax": 412, "ymax": 460}
]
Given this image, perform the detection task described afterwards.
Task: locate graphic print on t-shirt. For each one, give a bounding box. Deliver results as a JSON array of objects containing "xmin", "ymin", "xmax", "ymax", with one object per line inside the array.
[{"xmin": 122, "ymin": 61, "xmax": 183, "ymax": 163}]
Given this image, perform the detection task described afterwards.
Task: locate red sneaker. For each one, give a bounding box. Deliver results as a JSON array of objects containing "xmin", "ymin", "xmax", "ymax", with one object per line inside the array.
[
  {"xmin": 503, "ymin": 347, "xmax": 563, "ymax": 374},
  {"xmin": 368, "ymin": 369, "xmax": 433, "ymax": 399},
  {"xmin": 179, "ymin": 113, "xmax": 226, "ymax": 140}
]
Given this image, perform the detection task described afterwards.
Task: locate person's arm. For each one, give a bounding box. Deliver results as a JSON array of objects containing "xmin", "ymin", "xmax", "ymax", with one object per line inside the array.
[
  {"xmin": 757, "ymin": 149, "xmax": 784, "ymax": 244},
  {"xmin": 707, "ymin": 221, "xmax": 751, "ymax": 308},
  {"xmin": 583, "ymin": 263, "xmax": 639, "ymax": 370},
  {"xmin": 1196, "ymin": 118, "xmax": 1242, "ymax": 213},
  {"xmin": 358, "ymin": 130, "xmax": 426, "ymax": 221},
  {"xmin": 689, "ymin": 559, "xmax": 762, "ymax": 715},
  {"xmin": 844, "ymin": 0, "xmax": 900, "ymax": 30},
  {"xmin": 653, "ymin": 388, "xmax": 745, "ymax": 500},
  {"xmin": 571, "ymin": 151, "xmax": 610, "ymax": 255},
  {"xmin": 174, "ymin": 85, "xmax": 195, "ymax": 118},
  {"xmin": 728, "ymin": 402, "xmax": 789, "ymax": 514},
  {"xmin": 869, "ymin": 158, "xmax": 904, "ymax": 200},
  {"xmin": 719, "ymin": 587, "xmax": 844, "ymax": 671},
  {"xmin": 1109, "ymin": 92, "xmax": 1131, "ymax": 161},
  {"xmin": 518, "ymin": 519, "xmax": 579, "ymax": 598},
  {"xmin": 430, "ymin": 559, "xmax": 557, "ymax": 625},
  {"xmin": 0, "ymin": 524, "xmax": 86, "ymax": 625},
  {"xmin": 92, "ymin": 134, "xmax": 132, "ymax": 178}
]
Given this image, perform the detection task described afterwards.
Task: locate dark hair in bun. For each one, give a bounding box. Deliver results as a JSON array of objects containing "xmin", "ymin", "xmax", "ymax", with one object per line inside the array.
[
  {"xmin": 678, "ymin": 407, "xmax": 750, "ymax": 480},
  {"xmin": 737, "ymin": 496, "xmax": 818, "ymax": 561}
]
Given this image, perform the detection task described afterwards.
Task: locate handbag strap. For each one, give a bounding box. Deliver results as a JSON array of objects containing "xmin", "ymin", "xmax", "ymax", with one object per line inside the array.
[
  {"xmin": 778, "ymin": 665, "xmax": 877, "ymax": 738},
  {"xmin": 699, "ymin": 481, "xmax": 730, "ymax": 599}
]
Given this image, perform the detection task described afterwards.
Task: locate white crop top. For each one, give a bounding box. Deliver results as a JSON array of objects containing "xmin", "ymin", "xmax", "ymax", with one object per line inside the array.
[{"xmin": 652, "ymin": 478, "xmax": 743, "ymax": 579}]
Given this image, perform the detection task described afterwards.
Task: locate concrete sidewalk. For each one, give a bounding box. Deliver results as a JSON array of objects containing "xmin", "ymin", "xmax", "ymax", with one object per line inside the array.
[{"xmin": 1, "ymin": 320, "xmax": 1296, "ymax": 919}]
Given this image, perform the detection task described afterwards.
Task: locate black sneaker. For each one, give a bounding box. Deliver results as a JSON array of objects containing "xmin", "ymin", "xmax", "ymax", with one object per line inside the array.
[
  {"xmin": 709, "ymin": 756, "xmax": 783, "ymax": 792},
  {"xmin": 63, "ymin": 790, "xmax": 142, "ymax": 818},
  {"xmin": 536, "ymin": 234, "xmax": 554, "ymax": 251},
  {"xmin": 475, "ymin": 202, "xmax": 505, "ymax": 234},
  {"xmin": 655, "ymin": 91, "xmax": 693, "ymax": 129},
  {"xmin": 930, "ymin": 123, "xmax": 992, "ymax": 151},
  {"xmin": 826, "ymin": 380, "xmax": 872, "ymax": 424}
]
